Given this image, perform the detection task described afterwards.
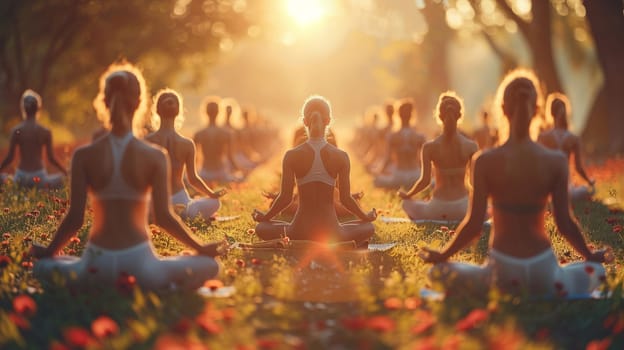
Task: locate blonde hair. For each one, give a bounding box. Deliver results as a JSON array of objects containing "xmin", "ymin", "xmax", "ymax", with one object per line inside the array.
[
  {"xmin": 493, "ymin": 68, "xmax": 544, "ymax": 142},
  {"xmin": 434, "ymin": 91, "xmax": 464, "ymax": 125},
  {"xmin": 301, "ymin": 95, "xmax": 332, "ymax": 138},
  {"xmin": 151, "ymin": 88, "xmax": 185, "ymax": 131},
  {"xmin": 545, "ymin": 92, "xmax": 571, "ymax": 130},
  {"xmin": 93, "ymin": 61, "xmax": 149, "ymax": 137}
]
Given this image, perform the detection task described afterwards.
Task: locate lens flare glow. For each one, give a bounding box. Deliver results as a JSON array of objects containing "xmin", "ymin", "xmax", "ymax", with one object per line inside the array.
[{"xmin": 286, "ymin": 0, "xmax": 329, "ymax": 27}]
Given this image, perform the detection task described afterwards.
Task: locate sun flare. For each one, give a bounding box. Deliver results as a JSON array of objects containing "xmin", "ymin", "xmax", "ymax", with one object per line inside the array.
[{"xmin": 286, "ymin": 0, "xmax": 329, "ymax": 27}]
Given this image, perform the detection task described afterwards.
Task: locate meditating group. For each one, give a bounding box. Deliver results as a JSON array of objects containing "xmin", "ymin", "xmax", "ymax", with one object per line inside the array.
[{"xmin": 0, "ymin": 61, "xmax": 608, "ymax": 300}]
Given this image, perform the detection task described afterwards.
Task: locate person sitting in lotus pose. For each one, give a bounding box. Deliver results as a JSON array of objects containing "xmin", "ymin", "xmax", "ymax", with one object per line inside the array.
[
  {"xmin": 0, "ymin": 90, "xmax": 67, "ymax": 188},
  {"xmin": 194, "ymin": 97, "xmax": 242, "ymax": 186},
  {"xmin": 538, "ymin": 92, "xmax": 595, "ymax": 201},
  {"xmin": 30, "ymin": 63, "xmax": 224, "ymax": 290},
  {"xmin": 146, "ymin": 89, "xmax": 226, "ymax": 221},
  {"xmin": 398, "ymin": 92, "xmax": 478, "ymax": 222},
  {"xmin": 374, "ymin": 98, "xmax": 425, "ymax": 190},
  {"xmin": 420, "ymin": 70, "xmax": 608, "ymax": 298},
  {"xmin": 252, "ymin": 95, "xmax": 376, "ymax": 247}
]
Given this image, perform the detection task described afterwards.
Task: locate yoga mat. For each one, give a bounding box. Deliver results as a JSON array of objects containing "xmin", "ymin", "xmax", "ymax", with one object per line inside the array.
[
  {"xmin": 197, "ymin": 285, "xmax": 237, "ymax": 298},
  {"xmin": 380, "ymin": 216, "xmax": 492, "ymax": 228},
  {"xmin": 418, "ymin": 288, "xmax": 610, "ymax": 302},
  {"xmin": 236, "ymin": 239, "xmax": 396, "ymax": 252},
  {"xmin": 212, "ymin": 215, "xmax": 241, "ymax": 222}
]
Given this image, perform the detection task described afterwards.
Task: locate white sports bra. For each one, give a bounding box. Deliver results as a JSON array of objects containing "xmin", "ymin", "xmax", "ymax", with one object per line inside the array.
[
  {"xmin": 94, "ymin": 132, "xmax": 148, "ymax": 201},
  {"xmin": 296, "ymin": 139, "xmax": 336, "ymax": 187}
]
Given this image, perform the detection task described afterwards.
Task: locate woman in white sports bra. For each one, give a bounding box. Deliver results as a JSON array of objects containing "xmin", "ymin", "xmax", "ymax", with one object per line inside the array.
[
  {"xmin": 30, "ymin": 63, "xmax": 224, "ymax": 290},
  {"xmin": 252, "ymin": 95, "xmax": 377, "ymax": 246},
  {"xmin": 537, "ymin": 92, "xmax": 595, "ymax": 201},
  {"xmin": 419, "ymin": 70, "xmax": 609, "ymax": 298},
  {"xmin": 146, "ymin": 89, "xmax": 226, "ymax": 221},
  {"xmin": 374, "ymin": 98, "xmax": 425, "ymax": 190},
  {"xmin": 398, "ymin": 92, "xmax": 478, "ymax": 222}
]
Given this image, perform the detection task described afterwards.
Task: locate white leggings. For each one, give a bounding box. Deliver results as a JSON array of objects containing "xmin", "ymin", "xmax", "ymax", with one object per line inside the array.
[
  {"xmin": 14, "ymin": 168, "xmax": 64, "ymax": 189},
  {"xmin": 402, "ymin": 196, "xmax": 468, "ymax": 222},
  {"xmin": 430, "ymin": 248, "xmax": 605, "ymax": 298},
  {"xmin": 34, "ymin": 241, "xmax": 220, "ymax": 290},
  {"xmin": 171, "ymin": 189, "xmax": 220, "ymax": 220}
]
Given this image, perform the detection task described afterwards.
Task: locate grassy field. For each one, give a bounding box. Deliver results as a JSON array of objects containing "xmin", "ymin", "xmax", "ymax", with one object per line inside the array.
[{"xmin": 0, "ymin": 146, "xmax": 623, "ymax": 350}]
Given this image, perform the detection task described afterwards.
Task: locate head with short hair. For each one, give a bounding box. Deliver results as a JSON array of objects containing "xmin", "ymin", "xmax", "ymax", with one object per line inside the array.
[
  {"xmin": 384, "ymin": 100, "xmax": 395, "ymax": 122},
  {"xmin": 545, "ymin": 92, "xmax": 570, "ymax": 130},
  {"xmin": 201, "ymin": 96, "xmax": 221, "ymax": 123},
  {"xmin": 301, "ymin": 95, "xmax": 332, "ymax": 139},
  {"xmin": 21, "ymin": 89, "xmax": 42, "ymax": 118},
  {"xmin": 93, "ymin": 62, "xmax": 148, "ymax": 135},
  {"xmin": 151, "ymin": 88, "xmax": 184, "ymax": 130},
  {"xmin": 397, "ymin": 98, "xmax": 415, "ymax": 124}
]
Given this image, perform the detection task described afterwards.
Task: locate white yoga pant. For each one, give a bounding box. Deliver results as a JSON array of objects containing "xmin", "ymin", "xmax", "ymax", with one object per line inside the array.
[
  {"xmin": 402, "ymin": 196, "xmax": 468, "ymax": 222},
  {"xmin": 34, "ymin": 241, "xmax": 220, "ymax": 290},
  {"xmin": 171, "ymin": 189, "xmax": 220, "ymax": 220},
  {"xmin": 14, "ymin": 168, "xmax": 64, "ymax": 189},
  {"xmin": 374, "ymin": 168, "xmax": 421, "ymax": 190},
  {"xmin": 569, "ymin": 184, "xmax": 594, "ymax": 202},
  {"xmin": 429, "ymin": 248, "xmax": 605, "ymax": 298}
]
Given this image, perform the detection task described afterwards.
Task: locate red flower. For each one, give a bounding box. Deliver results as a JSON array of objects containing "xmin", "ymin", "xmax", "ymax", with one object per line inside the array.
[
  {"xmin": 8, "ymin": 313, "xmax": 30, "ymax": 329},
  {"xmin": 235, "ymin": 259, "xmax": 246, "ymax": 268},
  {"xmin": 257, "ymin": 338, "xmax": 280, "ymax": 349},
  {"xmin": 586, "ymin": 338, "xmax": 611, "ymax": 350},
  {"xmin": 383, "ymin": 297, "xmax": 403, "ymax": 310},
  {"xmin": 1, "ymin": 240, "xmax": 8, "ymax": 247},
  {"xmin": 251, "ymin": 258, "xmax": 262, "ymax": 265},
  {"xmin": 196, "ymin": 316, "xmax": 222, "ymax": 335},
  {"xmin": 411, "ymin": 310, "xmax": 436, "ymax": 334},
  {"xmin": 2, "ymin": 233, "xmax": 10, "ymax": 239},
  {"xmin": 91, "ymin": 316, "xmax": 119, "ymax": 339},
  {"xmin": 49, "ymin": 341, "xmax": 71, "ymax": 350},
  {"xmin": 455, "ymin": 309, "xmax": 489, "ymax": 332},
  {"xmin": 440, "ymin": 226, "xmax": 449, "ymax": 232},
  {"xmin": 32, "ymin": 176, "xmax": 41, "ymax": 184},
  {"xmin": 341, "ymin": 316, "xmax": 368, "ymax": 331},
  {"xmin": 613, "ymin": 225, "xmax": 622, "ymax": 233},
  {"xmin": 0, "ymin": 255, "xmax": 11, "ymax": 268},
  {"xmin": 204, "ymin": 279, "xmax": 224, "ymax": 291},
  {"xmin": 13, "ymin": 295, "xmax": 37, "ymax": 316},
  {"xmin": 585, "ymin": 266, "xmax": 595, "ymax": 274},
  {"xmin": 21, "ymin": 261, "xmax": 33, "ymax": 269},
  {"xmin": 63, "ymin": 326, "xmax": 94, "ymax": 348},
  {"xmin": 247, "ymin": 229, "xmax": 256, "ymax": 235},
  {"xmin": 367, "ymin": 315, "xmax": 396, "ymax": 332},
  {"xmin": 172, "ymin": 318, "xmax": 193, "ymax": 334},
  {"xmin": 404, "ymin": 297, "xmax": 421, "ymax": 310},
  {"xmin": 3, "ymin": 208, "xmax": 9, "ymax": 213},
  {"xmin": 116, "ymin": 272, "xmax": 137, "ymax": 294},
  {"xmin": 70, "ymin": 237, "xmax": 81, "ymax": 244}
]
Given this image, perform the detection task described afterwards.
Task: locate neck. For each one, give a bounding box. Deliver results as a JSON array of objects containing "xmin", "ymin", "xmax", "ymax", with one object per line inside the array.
[
  {"xmin": 159, "ymin": 117, "xmax": 176, "ymax": 130},
  {"xmin": 442, "ymin": 127, "xmax": 456, "ymax": 139}
]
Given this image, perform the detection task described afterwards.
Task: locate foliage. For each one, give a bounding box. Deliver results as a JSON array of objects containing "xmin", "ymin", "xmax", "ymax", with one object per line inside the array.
[{"xmin": 0, "ymin": 0, "xmax": 253, "ymax": 133}]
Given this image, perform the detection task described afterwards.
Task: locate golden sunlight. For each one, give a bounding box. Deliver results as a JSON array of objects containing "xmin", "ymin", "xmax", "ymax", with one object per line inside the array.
[{"xmin": 285, "ymin": 0, "xmax": 330, "ymax": 27}]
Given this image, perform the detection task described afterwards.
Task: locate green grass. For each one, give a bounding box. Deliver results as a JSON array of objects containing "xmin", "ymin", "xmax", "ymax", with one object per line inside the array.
[{"xmin": 1, "ymin": 154, "xmax": 623, "ymax": 349}]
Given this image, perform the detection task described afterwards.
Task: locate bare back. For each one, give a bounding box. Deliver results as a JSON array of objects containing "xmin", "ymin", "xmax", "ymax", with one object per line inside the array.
[
  {"xmin": 388, "ymin": 128, "xmax": 425, "ymax": 170},
  {"xmin": 427, "ymin": 133, "xmax": 478, "ymax": 200},
  {"xmin": 12, "ymin": 121, "xmax": 50, "ymax": 171},
  {"xmin": 479, "ymin": 142, "xmax": 566, "ymax": 256},
  {"xmin": 74, "ymin": 136, "xmax": 165, "ymax": 249},
  {"xmin": 146, "ymin": 131, "xmax": 194, "ymax": 194},
  {"xmin": 286, "ymin": 142, "xmax": 344, "ymax": 238},
  {"xmin": 194, "ymin": 126, "xmax": 231, "ymax": 171}
]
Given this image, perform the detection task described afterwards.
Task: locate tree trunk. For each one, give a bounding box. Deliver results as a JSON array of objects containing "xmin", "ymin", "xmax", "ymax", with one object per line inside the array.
[{"xmin": 583, "ymin": 0, "xmax": 624, "ymax": 155}]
